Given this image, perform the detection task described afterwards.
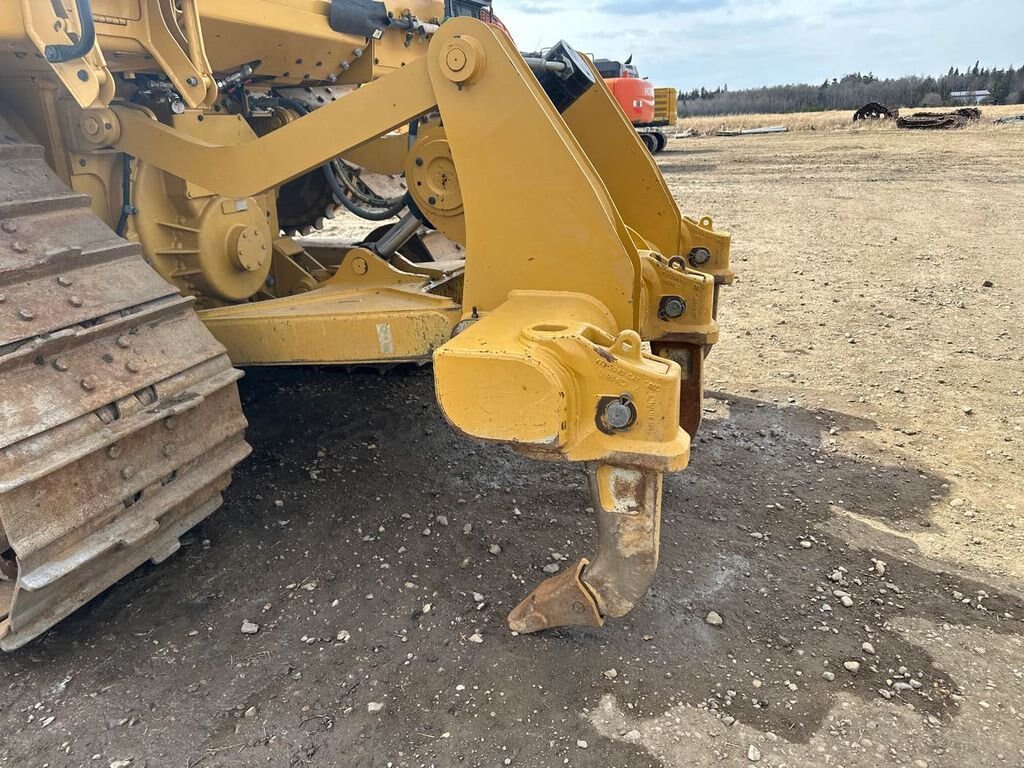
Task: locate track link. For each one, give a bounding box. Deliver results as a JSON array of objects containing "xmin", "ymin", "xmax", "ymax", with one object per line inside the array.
[{"xmin": 0, "ymin": 119, "xmax": 250, "ymax": 650}]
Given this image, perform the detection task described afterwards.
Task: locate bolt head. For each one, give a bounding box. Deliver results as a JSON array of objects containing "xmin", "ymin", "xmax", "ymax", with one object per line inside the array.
[
  {"xmin": 120, "ymin": 466, "xmax": 135, "ymax": 480},
  {"xmin": 660, "ymin": 296, "xmax": 686, "ymax": 319},
  {"xmin": 81, "ymin": 375, "xmax": 98, "ymax": 391},
  {"xmin": 603, "ymin": 399, "xmax": 634, "ymax": 430},
  {"xmin": 163, "ymin": 444, "xmax": 177, "ymax": 457},
  {"xmin": 53, "ymin": 358, "xmax": 69, "ymax": 372},
  {"xmin": 57, "ymin": 275, "xmax": 73, "ymax": 287},
  {"xmin": 68, "ymin": 295, "xmax": 84, "ymax": 307},
  {"xmin": 107, "ymin": 445, "xmax": 122, "ymax": 460},
  {"xmin": 689, "ymin": 247, "xmax": 712, "ymax": 266},
  {"xmin": 18, "ymin": 308, "xmax": 34, "ymax": 321},
  {"xmin": 116, "ymin": 335, "xmax": 132, "ymax": 349},
  {"xmin": 164, "ymin": 416, "xmax": 177, "ymax": 430}
]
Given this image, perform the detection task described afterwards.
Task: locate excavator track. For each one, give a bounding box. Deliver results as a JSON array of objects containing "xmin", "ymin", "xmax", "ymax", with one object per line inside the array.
[{"xmin": 0, "ymin": 118, "xmax": 250, "ymax": 650}]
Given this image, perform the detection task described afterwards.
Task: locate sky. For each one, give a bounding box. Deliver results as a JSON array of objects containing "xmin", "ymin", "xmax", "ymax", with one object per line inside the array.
[{"xmin": 494, "ymin": 0, "xmax": 1024, "ymax": 91}]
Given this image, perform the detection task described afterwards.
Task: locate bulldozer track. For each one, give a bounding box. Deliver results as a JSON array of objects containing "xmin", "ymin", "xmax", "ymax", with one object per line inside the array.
[{"xmin": 0, "ymin": 119, "xmax": 250, "ymax": 650}]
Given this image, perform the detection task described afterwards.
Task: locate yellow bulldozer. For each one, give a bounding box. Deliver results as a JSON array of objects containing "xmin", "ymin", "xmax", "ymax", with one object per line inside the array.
[{"xmin": 0, "ymin": 0, "xmax": 732, "ymax": 650}]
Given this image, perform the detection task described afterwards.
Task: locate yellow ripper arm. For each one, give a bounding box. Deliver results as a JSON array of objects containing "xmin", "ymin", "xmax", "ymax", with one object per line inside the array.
[{"xmin": 88, "ymin": 19, "xmax": 732, "ymax": 633}]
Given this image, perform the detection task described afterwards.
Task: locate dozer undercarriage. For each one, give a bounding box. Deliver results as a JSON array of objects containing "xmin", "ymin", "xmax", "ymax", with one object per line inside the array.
[{"xmin": 0, "ymin": 0, "xmax": 733, "ymax": 650}]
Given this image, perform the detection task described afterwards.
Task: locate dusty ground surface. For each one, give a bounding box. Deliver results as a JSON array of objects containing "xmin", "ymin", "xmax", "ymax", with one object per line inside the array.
[{"xmin": 2, "ymin": 127, "xmax": 1023, "ymax": 768}]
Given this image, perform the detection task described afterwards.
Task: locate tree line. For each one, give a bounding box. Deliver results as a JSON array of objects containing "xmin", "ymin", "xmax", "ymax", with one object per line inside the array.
[{"xmin": 678, "ymin": 64, "xmax": 1024, "ymax": 116}]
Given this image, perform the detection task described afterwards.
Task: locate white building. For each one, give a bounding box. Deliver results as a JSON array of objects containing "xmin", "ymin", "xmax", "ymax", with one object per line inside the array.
[{"xmin": 950, "ymin": 90, "xmax": 992, "ymax": 104}]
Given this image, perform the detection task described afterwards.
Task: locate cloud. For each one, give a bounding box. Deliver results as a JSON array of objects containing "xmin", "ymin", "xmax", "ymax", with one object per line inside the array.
[
  {"xmin": 495, "ymin": 0, "xmax": 1022, "ymax": 90},
  {"xmin": 594, "ymin": 0, "xmax": 726, "ymax": 15}
]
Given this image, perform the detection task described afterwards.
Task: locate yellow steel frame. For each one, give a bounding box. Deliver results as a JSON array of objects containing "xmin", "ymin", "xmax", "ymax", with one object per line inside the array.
[{"xmin": 10, "ymin": 2, "xmax": 736, "ymax": 634}]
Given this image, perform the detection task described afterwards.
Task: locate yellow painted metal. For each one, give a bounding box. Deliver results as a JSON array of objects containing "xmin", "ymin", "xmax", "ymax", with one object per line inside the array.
[
  {"xmin": 562, "ymin": 57, "xmax": 734, "ymax": 287},
  {"xmin": 405, "ymin": 123, "xmax": 467, "ymax": 245},
  {"xmin": 426, "ymin": 20, "xmax": 644, "ymax": 331},
  {"xmin": 654, "ymin": 87, "xmax": 678, "ymax": 128},
  {"xmin": 434, "ymin": 291, "xmax": 689, "ymax": 471},
  {"xmin": 109, "ymin": 58, "xmax": 435, "ymax": 197},
  {"xmin": 200, "ymin": 248, "xmax": 462, "ymax": 365},
  {"xmin": 2, "ymin": 0, "xmax": 738, "ymax": 640}
]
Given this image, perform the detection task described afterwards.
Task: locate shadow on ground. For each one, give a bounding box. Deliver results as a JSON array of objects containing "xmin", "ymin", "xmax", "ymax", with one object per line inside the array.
[{"xmin": 1, "ymin": 368, "xmax": 1020, "ymax": 768}]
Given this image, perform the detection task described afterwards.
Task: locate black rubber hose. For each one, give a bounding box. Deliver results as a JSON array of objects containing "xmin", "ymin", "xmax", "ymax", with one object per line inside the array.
[
  {"xmin": 276, "ymin": 97, "xmax": 406, "ymax": 222},
  {"xmin": 115, "ymin": 154, "xmax": 137, "ymax": 237},
  {"xmin": 45, "ymin": 0, "xmax": 96, "ymax": 63}
]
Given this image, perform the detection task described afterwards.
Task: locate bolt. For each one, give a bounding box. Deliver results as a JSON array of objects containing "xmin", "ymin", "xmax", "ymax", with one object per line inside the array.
[
  {"xmin": 602, "ymin": 395, "xmax": 635, "ymax": 431},
  {"xmin": 125, "ymin": 359, "xmax": 141, "ymax": 373},
  {"xmin": 53, "ymin": 357, "xmax": 69, "ymax": 372},
  {"xmin": 427, "ymin": 196, "xmax": 437, "ymax": 205},
  {"xmin": 164, "ymin": 415, "xmax": 177, "ymax": 430},
  {"xmin": 415, "ymin": 157, "xmax": 424, "ymax": 166},
  {"xmin": 18, "ymin": 308, "xmax": 34, "ymax": 321},
  {"xmin": 57, "ymin": 275, "xmax": 73, "ymax": 287},
  {"xmin": 68, "ymin": 295, "xmax": 84, "ymax": 307},
  {"xmin": 12, "ymin": 242, "xmax": 27, "ymax": 253},
  {"xmin": 659, "ymin": 296, "xmax": 686, "ymax": 320},
  {"xmin": 81, "ymin": 375, "xmax": 98, "ymax": 391},
  {"xmin": 77, "ymin": 69, "xmax": 89, "ymax": 82},
  {"xmin": 107, "ymin": 445, "xmax": 122, "ymax": 459},
  {"xmin": 116, "ymin": 335, "xmax": 131, "ymax": 349},
  {"xmin": 688, "ymin": 247, "xmax": 711, "ymax": 266},
  {"xmin": 186, "ymin": 76, "xmax": 199, "ymax": 87},
  {"xmin": 120, "ymin": 466, "xmax": 135, "ymax": 480},
  {"xmin": 162, "ymin": 444, "xmax": 177, "ymax": 458}
]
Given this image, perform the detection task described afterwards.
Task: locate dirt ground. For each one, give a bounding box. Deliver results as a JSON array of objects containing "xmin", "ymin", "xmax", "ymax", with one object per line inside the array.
[{"xmin": 2, "ymin": 126, "xmax": 1023, "ymax": 768}]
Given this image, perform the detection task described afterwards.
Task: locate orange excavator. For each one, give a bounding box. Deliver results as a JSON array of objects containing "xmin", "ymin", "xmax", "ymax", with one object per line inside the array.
[{"xmin": 595, "ymin": 56, "xmax": 677, "ymax": 153}]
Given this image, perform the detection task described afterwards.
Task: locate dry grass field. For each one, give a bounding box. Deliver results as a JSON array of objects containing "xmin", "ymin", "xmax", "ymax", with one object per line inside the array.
[
  {"xmin": 678, "ymin": 103, "xmax": 1024, "ymax": 133},
  {"xmin": 1, "ymin": 121, "xmax": 1022, "ymax": 768}
]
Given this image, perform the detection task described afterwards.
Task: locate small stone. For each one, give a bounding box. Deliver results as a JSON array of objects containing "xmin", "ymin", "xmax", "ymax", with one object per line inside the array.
[
  {"xmin": 840, "ymin": 595, "xmax": 854, "ymax": 608},
  {"xmin": 829, "ymin": 570, "xmax": 844, "ymax": 583},
  {"xmin": 436, "ymin": 515, "xmax": 449, "ymax": 526},
  {"xmin": 488, "ymin": 544, "xmax": 502, "ymax": 556},
  {"xmin": 274, "ymin": 499, "xmax": 284, "ymax": 507},
  {"xmin": 576, "ymin": 740, "xmax": 588, "ymax": 749},
  {"xmin": 463, "ymin": 523, "xmax": 472, "ymax": 534},
  {"xmin": 542, "ymin": 563, "xmax": 560, "ymax": 574},
  {"xmin": 110, "ymin": 761, "xmax": 132, "ymax": 768},
  {"xmin": 240, "ymin": 620, "xmax": 260, "ymax": 635},
  {"xmin": 422, "ymin": 527, "xmax": 432, "ymax": 536},
  {"xmin": 962, "ymin": 407, "xmax": 973, "ymax": 415},
  {"xmin": 822, "ymin": 671, "xmax": 835, "ymax": 682},
  {"xmin": 862, "ymin": 641, "xmax": 876, "ymax": 655},
  {"xmin": 244, "ymin": 706, "xmax": 257, "ymax": 718},
  {"xmin": 624, "ymin": 729, "xmax": 642, "ymax": 740},
  {"xmin": 800, "ymin": 540, "xmax": 813, "ymax": 549},
  {"xmin": 603, "ymin": 668, "xmax": 618, "ymax": 680},
  {"xmin": 469, "ymin": 632, "xmax": 484, "ymax": 644},
  {"xmin": 950, "ymin": 498, "xmax": 965, "ymax": 509},
  {"xmin": 705, "ymin": 611, "xmax": 723, "ymax": 626},
  {"xmin": 336, "ymin": 630, "xmax": 351, "ymax": 642},
  {"xmin": 367, "ymin": 702, "xmax": 385, "ymax": 713},
  {"xmin": 747, "ymin": 745, "xmax": 761, "ymax": 762},
  {"xmin": 843, "ymin": 661, "xmax": 861, "ymax": 673},
  {"xmin": 472, "ymin": 592, "xmax": 485, "ymax": 603}
]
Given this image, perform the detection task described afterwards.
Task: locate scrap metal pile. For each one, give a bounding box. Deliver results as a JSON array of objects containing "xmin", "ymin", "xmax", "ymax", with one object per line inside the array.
[
  {"xmin": 896, "ymin": 108, "xmax": 982, "ymax": 130},
  {"xmin": 853, "ymin": 102, "xmax": 899, "ymax": 121}
]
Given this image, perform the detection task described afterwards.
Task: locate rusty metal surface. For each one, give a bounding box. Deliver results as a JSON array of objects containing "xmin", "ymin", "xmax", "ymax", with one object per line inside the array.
[
  {"xmin": 508, "ymin": 464, "xmax": 663, "ymax": 633},
  {"xmin": 0, "ymin": 118, "xmax": 250, "ymax": 651},
  {"xmin": 507, "ymin": 558, "xmax": 603, "ymax": 633}
]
